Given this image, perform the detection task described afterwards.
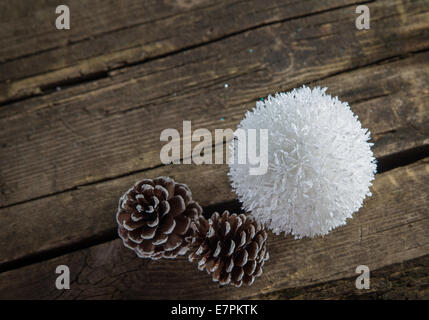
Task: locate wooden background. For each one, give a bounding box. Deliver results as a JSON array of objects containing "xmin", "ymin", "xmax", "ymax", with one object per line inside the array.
[{"xmin": 0, "ymin": 0, "xmax": 429, "ymax": 299}]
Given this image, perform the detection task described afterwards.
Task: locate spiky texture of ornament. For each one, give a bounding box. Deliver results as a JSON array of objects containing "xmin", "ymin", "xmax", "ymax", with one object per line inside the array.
[
  {"xmin": 228, "ymin": 86, "xmax": 377, "ymax": 238},
  {"xmin": 116, "ymin": 177, "xmax": 203, "ymax": 259},
  {"xmin": 188, "ymin": 211, "xmax": 269, "ymax": 287}
]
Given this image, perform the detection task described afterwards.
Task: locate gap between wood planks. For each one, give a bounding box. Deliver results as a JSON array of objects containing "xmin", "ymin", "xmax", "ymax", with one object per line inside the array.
[
  {"xmin": 0, "ymin": 46, "xmax": 429, "ymax": 272},
  {"xmin": 1, "ymin": 0, "xmax": 428, "ymax": 208},
  {"xmin": 0, "ymin": 44, "xmax": 429, "ymax": 209},
  {"xmin": 1, "ymin": 46, "xmax": 429, "ymax": 211},
  {"xmin": 0, "ymin": 142, "xmax": 427, "ymax": 274},
  {"xmin": 0, "ymin": 0, "xmax": 428, "ymax": 278},
  {"xmin": 1, "ymin": 112, "xmax": 429, "ymax": 212},
  {"xmin": 252, "ymin": 252, "xmax": 429, "ymax": 299},
  {"xmin": 0, "ymin": 0, "xmax": 372, "ymax": 106},
  {"xmin": 0, "ymin": 155, "xmax": 428, "ymax": 299}
]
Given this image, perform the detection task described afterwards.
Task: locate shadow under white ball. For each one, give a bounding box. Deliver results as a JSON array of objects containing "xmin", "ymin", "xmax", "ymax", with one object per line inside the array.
[{"xmin": 228, "ymin": 86, "xmax": 377, "ymax": 238}]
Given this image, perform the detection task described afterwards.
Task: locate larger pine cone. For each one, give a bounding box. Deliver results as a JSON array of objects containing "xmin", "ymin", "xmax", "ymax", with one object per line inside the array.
[
  {"xmin": 188, "ymin": 211, "xmax": 269, "ymax": 287},
  {"xmin": 116, "ymin": 177, "xmax": 203, "ymax": 260}
]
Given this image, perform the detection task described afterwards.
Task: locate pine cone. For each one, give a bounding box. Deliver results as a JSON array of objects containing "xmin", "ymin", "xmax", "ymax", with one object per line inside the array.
[
  {"xmin": 116, "ymin": 177, "xmax": 203, "ymax": 260},
  {"xmin": 188, "ymin": 211, "xmax": 269, "ymax": 287}
]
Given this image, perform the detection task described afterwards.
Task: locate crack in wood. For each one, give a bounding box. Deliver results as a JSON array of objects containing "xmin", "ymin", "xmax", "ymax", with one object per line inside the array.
[{"xmin": 0, "ymin": 0, "xmax": 373, "ymax": 107}]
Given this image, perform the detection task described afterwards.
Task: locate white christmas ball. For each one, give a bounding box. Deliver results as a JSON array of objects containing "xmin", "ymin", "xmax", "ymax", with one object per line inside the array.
[{"xmin": 228, "ymin": 86, "xmax": 376, "ymax": 238}]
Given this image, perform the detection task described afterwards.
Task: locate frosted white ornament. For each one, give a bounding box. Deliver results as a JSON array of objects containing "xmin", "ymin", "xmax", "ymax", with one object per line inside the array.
[{"xmin": 228, "ymin": 86, "xmax": 376, "ymax": 238}]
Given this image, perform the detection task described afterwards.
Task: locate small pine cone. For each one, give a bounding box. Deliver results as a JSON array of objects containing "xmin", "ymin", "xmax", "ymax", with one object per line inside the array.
[
  {"xmin": 188, "ymin": 211, "xmax": 269, "ymax": 287},
  {"xmin": 116, "ymin": 177, "xmax": 203, "ymax": 260}
]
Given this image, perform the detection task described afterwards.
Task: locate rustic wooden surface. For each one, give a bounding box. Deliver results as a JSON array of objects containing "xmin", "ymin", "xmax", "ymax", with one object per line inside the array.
[{"xmin": 0, "ymin": 0, "xmax": 428, "ymax": 299}]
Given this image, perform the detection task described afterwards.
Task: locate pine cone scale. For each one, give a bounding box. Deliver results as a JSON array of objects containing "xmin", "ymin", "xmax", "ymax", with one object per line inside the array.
[
  {"xmin": 146, "ymin": 215, "xmax": 159, "ymax": 227},
  {"xmin": 152, "ymin": 232, "xmax": 168, "ymax": 245},
  {"xmin": 169, "ymin": 195, "xmax": 186, "ymax": 216},
  {"xmin": 174, "ymin": 215, "xmax": 191, "ymax": 235},
  {"xmin": 243, "ymin": 260, "xmax": 257, "ymax": 275},
  {"xmin": 247, "ymin": 242, "xmax": 258, "ymax": 260},
  {"xmin": 141, "ymin": 226, "xmax": 157, "ymax": 239},
  {"xmin": 158, "ymin": 214, "xmax": 176, "ymax": 234},
  {"xmin": 235, "ymin": 249, "xmax": 248, "ymax": 267},
  {"xmin": 164, "ymin": 233, "xmax": 183, "ymax": 251}
]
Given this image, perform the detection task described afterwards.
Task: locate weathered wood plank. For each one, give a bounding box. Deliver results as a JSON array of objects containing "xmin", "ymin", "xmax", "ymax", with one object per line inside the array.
[
  {"xmin": 255, "ymin": 253, "xmax": 429, "ymax": 299},
  {"xmin": 0, "ymin": 0, "xmax": 362, "ymax": 103},
  {"xmin": 0, "ymin": 53, "xmax": 429, "ymax": 265},
  {"xmin": 1, "ymin": 0, "xmax": 429, "ymax": 207},
  {"xmin": 0, "ymin": 164, "xmax": 231, "ymax": 269},
  {"xmin": 1, "ymin": 50, "xmax": 429, "ymax": 268},
  {"xmin": 0, "ymin": 157, "xmax": 428, "ymax": 299}
]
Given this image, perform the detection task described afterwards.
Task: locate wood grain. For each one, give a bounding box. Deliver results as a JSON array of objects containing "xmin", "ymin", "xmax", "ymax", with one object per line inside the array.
[
  {"xmin": 256, "ymin": 253, "xmax": 429, "ymax": 299},
  {"xmin": 1, "ymin": 0, "xmax": 429, "ymax": 208},
  {"xmin": 1, "ymin": 0, "xmax": 429, "ymax": 300},
  {"xmin": 0, "ymin": 157, "xmax": 428, "ymax": 299},
  {"xmin": 0, "ymin": 53, "xmax": 429, "ymax": 266},
  {"xmin": 1, "ymin": 49, "xmax": 429, "ymax": 269},
  {"xmin": 0, "ymin": 0, "xmax": 362, "ymax": 104}
]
